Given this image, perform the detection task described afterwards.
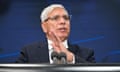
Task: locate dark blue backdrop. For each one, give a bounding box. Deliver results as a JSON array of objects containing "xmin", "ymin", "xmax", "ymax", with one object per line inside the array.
[{"xmin": 0, "ymin": 0, "xmax": 120, "ymax": 63}]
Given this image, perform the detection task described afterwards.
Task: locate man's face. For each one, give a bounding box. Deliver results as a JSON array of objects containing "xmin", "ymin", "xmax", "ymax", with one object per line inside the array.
[{"xmin": 42, "ymin": 8, "xmax": 70, "ymax": 41}]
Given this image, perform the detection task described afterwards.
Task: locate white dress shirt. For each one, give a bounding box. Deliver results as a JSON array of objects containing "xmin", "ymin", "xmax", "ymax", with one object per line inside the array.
[{"xmin": 47, "ymin": 39, "xmax": 75, "ymax": 64}]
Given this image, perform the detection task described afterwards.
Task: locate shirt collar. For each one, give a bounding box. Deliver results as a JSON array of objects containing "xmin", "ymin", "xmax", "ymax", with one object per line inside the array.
[{"xmin": 47, "ymin": 39, "xmax": 68, "ymax": 50}]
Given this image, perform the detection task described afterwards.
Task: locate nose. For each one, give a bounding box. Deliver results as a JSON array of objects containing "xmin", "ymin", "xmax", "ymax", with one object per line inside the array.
[{"xmin": 59, "ymin": 17, "xmax": 66, "ymax": 25}]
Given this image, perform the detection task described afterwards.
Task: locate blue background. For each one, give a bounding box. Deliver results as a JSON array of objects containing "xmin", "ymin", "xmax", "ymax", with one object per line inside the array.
[{"xmin": 0, "ymin": 0, "xmax": 120, "ymax": 63}]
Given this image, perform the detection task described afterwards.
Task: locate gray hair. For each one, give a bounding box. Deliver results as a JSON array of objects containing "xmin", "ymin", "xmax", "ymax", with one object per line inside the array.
[{"xmin": 40, "ymin": 4, "xmax": 68, "ymax": 22}]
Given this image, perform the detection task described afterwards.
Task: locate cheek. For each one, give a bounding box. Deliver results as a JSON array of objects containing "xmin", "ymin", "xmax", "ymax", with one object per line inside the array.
[
  {"xmin": 67, "ymin": 24, "xmax": 70, "ymax": 31},
  {"xmin": 47, "ymin": 24, "xmax": 57, "ymax": 31}
]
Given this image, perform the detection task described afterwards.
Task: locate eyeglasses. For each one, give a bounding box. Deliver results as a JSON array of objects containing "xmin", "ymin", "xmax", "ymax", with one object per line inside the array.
[{"xmin": 44, "ymin": 15, "xmax": 72, "ymax": 22}]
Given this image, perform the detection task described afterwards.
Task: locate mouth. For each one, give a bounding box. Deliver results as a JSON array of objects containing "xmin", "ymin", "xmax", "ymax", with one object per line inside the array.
[{"xmin": 58, "ymin": 27, "xmax": 67, "ymax": 32}]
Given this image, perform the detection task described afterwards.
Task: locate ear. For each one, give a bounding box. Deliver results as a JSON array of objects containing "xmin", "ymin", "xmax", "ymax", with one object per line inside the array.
[{"xmin": 41, "ymin": 22, "xmax": 47, "ymax": 33}]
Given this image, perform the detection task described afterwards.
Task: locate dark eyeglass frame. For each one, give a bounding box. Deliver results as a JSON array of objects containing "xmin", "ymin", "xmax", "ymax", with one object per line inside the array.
[{"xmin": 44, "ymin": 15, "xmax": 72, "ymax": 22}]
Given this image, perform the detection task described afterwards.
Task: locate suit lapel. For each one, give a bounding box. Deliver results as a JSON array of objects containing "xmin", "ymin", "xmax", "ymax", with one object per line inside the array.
[
  {"xmin": 68, "ymin": 42, "xmax": 78, "ymax": 54},
  {"xmin": 39, "ymin": 41, "xmax": 49, "ymax": 63},
  {"xmin": 38, "ymin": 40, "xmax": 78, "ymax": 63}
]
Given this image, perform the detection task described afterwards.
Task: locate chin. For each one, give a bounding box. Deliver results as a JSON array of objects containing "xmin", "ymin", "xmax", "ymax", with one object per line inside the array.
[
  {"xmin": 58, "ymin": 33, "xmax": 67, "ymax": 37},
  {"xmin": 58, "ymin": 35, "xmax": 68, "ymax": 41},
  {"xmin": 57, "ymin": 32, "xmax": 69, "ymax": 38}
]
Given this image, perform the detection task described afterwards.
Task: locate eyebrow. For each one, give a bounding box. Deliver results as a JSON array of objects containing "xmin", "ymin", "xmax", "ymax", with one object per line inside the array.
[
  {"xmin": 44, "ymin": 14, "xmax": 69, "ymax": 22},
  {"xmin": 49, "ymin": 14, "xmax": 69, "ymax": 18}
]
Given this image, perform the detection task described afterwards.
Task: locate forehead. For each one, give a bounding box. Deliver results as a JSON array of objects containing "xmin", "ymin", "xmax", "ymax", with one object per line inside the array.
[{"xmin": 48, "ymin": 7, "xmax": 68, "ymax": 17}]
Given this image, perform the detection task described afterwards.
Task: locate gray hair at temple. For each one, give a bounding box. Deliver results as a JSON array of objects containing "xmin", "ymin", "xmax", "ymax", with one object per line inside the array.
[{"xmin": 40, "ymin": 4, "xmax": 69, "ymax": 22}]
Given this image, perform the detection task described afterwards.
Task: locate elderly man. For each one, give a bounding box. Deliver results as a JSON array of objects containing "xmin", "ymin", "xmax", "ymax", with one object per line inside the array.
[{"xmin": 16, "ymin": 4, "xmax": 95, "ymax": 64}]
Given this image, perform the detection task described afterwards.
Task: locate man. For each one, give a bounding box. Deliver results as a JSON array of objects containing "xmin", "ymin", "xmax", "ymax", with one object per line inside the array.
[{"xmin": 16, "ymin": 4, "xmax": 95, "ymax": 64}]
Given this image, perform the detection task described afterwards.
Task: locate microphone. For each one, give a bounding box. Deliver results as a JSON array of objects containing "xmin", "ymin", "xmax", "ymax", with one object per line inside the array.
[
  {"xmin": 59, "ymin": 52, "xmax": 67, "ymax": 64},
  {"xmin": 51, "ymin": 51, "xmax": 59, "ymax": 64}
]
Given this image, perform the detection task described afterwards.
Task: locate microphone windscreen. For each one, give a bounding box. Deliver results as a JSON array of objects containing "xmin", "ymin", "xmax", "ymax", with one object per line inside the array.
[
  {"xmin": 59, "ymin": 52, "xmax": 66, "ymax": 59},
  {"xmin": 59, "ymin": 52, "xmax": 67, "ymax": 64},
  {"xmin": 51, "ymin": 51, "xmax": 59, "ymax": 60}
]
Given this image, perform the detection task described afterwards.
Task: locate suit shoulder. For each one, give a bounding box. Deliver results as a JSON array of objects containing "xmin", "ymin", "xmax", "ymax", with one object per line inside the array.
[
  {"xmin": 79, "ymin": 46, "xmax": 93, "ymax": 52},
  {"xmin": 72, "ymin": 44, "xmax": 94, "ymax": 53},
  {"xmin": 22, "ymin": 42, "xmax": 42, "ymax": 50}
]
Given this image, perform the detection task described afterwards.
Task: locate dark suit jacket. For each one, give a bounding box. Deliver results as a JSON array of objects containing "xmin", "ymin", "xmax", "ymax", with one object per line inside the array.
[{"xmin": 16, "ymin": 41, "xmax": 95, "ymax": 64}]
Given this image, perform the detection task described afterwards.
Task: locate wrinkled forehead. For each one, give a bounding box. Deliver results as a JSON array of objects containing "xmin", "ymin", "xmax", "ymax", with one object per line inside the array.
[{"xmin": 47, "ymin": 7, "xmax": 69, "ymax": 17}]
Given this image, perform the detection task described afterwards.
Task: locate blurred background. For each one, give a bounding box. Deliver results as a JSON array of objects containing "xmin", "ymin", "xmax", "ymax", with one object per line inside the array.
[{"xmin": 0, "ymin": 0, "xmax": 120, "ymax": 63}]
